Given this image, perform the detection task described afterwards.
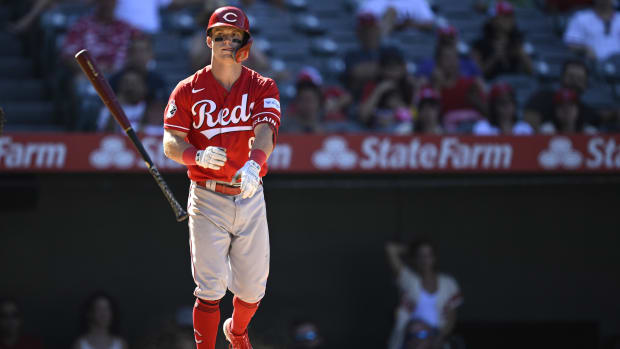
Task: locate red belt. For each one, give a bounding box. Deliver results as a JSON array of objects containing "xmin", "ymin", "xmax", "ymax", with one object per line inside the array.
[{"xmin": 195, "ymin": 181, "xmax": 241, "ymax": 196}]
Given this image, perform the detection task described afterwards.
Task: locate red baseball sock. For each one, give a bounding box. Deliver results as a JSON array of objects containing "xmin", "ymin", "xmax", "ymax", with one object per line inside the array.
[
  {"xmin": 231, "ymin": 296, "xmax": 260, "ymax": 336},
  {"xmin": 193, "ymin": 298, "xmax": 220, "ymax": 349}
]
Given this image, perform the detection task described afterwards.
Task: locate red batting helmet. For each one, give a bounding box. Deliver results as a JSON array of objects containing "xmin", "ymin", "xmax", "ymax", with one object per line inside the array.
[{"xmin": 207, "ymin": 6, "xmax": 252, "ymax": 63}]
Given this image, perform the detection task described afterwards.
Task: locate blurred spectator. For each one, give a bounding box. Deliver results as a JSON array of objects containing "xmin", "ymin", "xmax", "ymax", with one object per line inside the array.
[
  {"xmin": 386, "ymin": 240, "xmax": 463, "ymax": 349},
  {"xmin": 6, "ymin": 0, "xmax": 53, "ymax": 34},
  {"xmin": 0, "ymin": 298, "xmax": 44, "ymax": 349},
  {"xmin": 61, "ymin": 0, "xmax": 142, "ymax": 76},
  {"xmin": 563, "ymin": 0, "xmax": 620, "ymax": 61},
  {"xmin": 110, "ymin": 36, "xmax": 168, "ymax": 102},
  {"xmin": 343, "ymin": 11, "xmax": 393, "ymax": 98},
  {"xmin": 97, "ymin": 67, "xmax": 162, "ymax": 134},
  {"xmin": 523, "ymin": 59, "xmax": 599, "ymax": 131},
  {"xmin": 413, "ymin": 87, "xmax": 443, "ymax": 134},
  {"xmin": 281, "ymin": 67, "xmax": 359, "ymax": 133},
  {"xmin": 135, "ymin": 306, "xmax": 195, "ymax": 349},
  {"xmin": 114, "ymin": 0, "xmax": 201, "ymax": 34},
  {"xmin": 281, "ymin": 80, "xmax": 324, "ymax": 133},
  {"xmin": 401, "ymin": 319, "xmax": 436, "ymax": 349},
  {"xmin": 108, "ymin": 36, "xmax": 168, "ymax": 133},
  {"xmin": 72, "ymin": 291, "xmax": 127, "ymax": 349},
  {"xmin": 544, "ymin": 0, "xmax": 593, "ymax": 13},
  {"xmin": 416, "ymin": 26, "xmax": 481, "ymax": 81},
  {"xmin": 358, "ymin": 0, "xmax": 435, "ymax": 34},
  {"xmin": 470, "ymin": 1, "xmax": 533, "ymax": 79},
  {"xmin": 432, "ymin": 44, "xmax": 487, "ymax": 132},
  {"xmin": 359, "ymin": 48, "xmax": 415, "ymax": 133},
  {"xmin": 539, "ymin": 88, "xmax": 597, "ymax": 133},
  {"xmin": 473, "ymin": 0, "xmax": 534, "ymax": 13},
  {"xmin": 9, "ymin": 0, "xmax": 197, "ymax": 35},
  {"xmin": 0, "ymin": 108, "xmax": 5, "ymax": 136},
  {"xmin": 473, "ymin": 82, "xmax": 533, "ymax": 134},
  {"xmin": 288, "ymin": 320, "xmax": 323, "ymax": 349}
]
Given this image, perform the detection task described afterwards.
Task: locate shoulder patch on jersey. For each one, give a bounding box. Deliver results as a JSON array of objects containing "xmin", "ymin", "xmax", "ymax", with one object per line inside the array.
[
  {"xmin": 263, "ymin": 98, "xmax": 280, "ymax": 112},
  {"xmin": 166, "ymin": 99, "xmax": 177, "ymax": 119}
]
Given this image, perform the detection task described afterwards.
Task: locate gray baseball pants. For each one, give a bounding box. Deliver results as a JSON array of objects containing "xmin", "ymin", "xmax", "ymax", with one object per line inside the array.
[{"xmin": 187, "ymin": 181, "xmax": 270, "ymax": 303}]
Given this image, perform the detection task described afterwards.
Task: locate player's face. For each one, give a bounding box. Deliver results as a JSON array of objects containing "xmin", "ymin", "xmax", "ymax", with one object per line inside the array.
[{"xmin": 208, "ymin": 27, "xmax": 245, "ymax": 61}]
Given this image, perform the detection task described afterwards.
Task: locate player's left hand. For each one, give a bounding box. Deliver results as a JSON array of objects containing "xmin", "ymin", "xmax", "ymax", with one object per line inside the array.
[{"xmin": 232, "ymin": 160, "xmax": 261, "ymax": 199}]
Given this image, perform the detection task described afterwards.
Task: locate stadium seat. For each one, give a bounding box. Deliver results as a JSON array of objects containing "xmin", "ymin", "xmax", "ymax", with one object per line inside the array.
[
  {"xmin": 0, "ymin": 79, "xmax": 47, "ymax": 101},
  {"xmin": 1, "ymin": 102, "xmax": 55, "ymax": 125},
  {"xmin": 293, "ymin": 13, "xmax": 326, "ymax": 35},
  {"xmin": 0, "ymin": 32, "xmax": 21, "ymax": 56},
  {"xmin": 286, "ymin": 0, "xmax": 308, "ymax": 12},
  {"xmin": 160, "ymin": 9, "xmax": 196, "ymax": 36},
  {"xmin": 311, "ymin": 37, "xmax": 338, "ymax": 56},
  {"xmin": 582, "ymin": 84, "xmax": 617, "ymax": 110},
  {"xmin": 0, "ymin": 57, "xmax": 34, "ymax": 78}
]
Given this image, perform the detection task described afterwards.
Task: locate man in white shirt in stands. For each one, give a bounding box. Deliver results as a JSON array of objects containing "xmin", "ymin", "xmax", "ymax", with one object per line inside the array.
[
  {"xmin": 358, "ymin": 0, "xmax": 435, "ymax": 34},
  {"xmin": 563, "ymin": 0, "xmax": 620, "ymax": 61}
]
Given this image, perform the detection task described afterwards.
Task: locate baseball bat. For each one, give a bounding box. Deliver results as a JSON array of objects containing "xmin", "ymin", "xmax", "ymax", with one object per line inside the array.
[{"xmin": 74, "ymin": 49, "xmax": 188, "ymax": 222}]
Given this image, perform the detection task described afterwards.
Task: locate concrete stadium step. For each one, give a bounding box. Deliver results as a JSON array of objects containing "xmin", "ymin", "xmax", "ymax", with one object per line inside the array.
[
  {"xmin": 0, "ymin": 79, "xmax": 47, "ymax": 101},
  {"xmin": 1, "ymin": 102, "xmax": 55, "ymax": 125},
  {"xmin": 4, "ymin": 123, "xmax": 67, "ymax": 132},
  {"xmin": 0, "ymin": 8, "xmax": 10, "ymax": 25},
  {"xmin": 0, "ymin": 32, "xmax": 23, "ymax": 56},
  {"xmin": 0, "ymin": 57, "xmax": 34, "ymax": 78}
]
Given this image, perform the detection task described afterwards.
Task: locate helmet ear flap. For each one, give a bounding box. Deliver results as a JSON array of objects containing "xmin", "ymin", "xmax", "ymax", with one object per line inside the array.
[{"xmin": 235, "ymin": 37, "xmax": 252, "ymax": 63}]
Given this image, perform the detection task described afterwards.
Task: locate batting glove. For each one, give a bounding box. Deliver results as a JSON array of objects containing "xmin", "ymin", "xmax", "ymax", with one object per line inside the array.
[
  {"xmin": 196, "ymin": 147, "xmax": 227, "ymax": 170},
  {"xmin": 232, "ymin": 160, "xmax": 261, "ymax": 199}
]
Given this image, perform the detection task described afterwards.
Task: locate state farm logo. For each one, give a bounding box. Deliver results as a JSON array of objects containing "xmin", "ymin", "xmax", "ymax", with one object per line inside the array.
[
  {"xmin": 90, "ymin": 136, "xmax": 135, "ymax": 169},
  {"xmin": 538, "ymin": 137, "xmax": 582, "ymax": 169},
  {"xmin": 0, "ymin": 136, "xmax": 66, "ymax": 169},
  {"xmin": 312, "ymin": 136, "xmax": 357, "ymax": 169}
]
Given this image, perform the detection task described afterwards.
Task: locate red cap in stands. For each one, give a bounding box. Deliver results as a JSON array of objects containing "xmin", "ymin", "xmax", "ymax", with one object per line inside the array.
[
  {"xmin": 356, "ymin": 11, "xmax": 378, "ymax": 27},
  {"xmin": 417, "ymin": 87, "xmax": 441, "ymax": 105},
  {"xmin": 554, "ymin": 88, "xmax": 578, "ymax": 104},
  {"xmin": 438, "ymin": 25, "xmax": 458, "ymax": 38},
  {"xmin": 495, "ymin": 1, "xmax": 515, "ymax": 16},
  {"xmin": 297, "ymin": 66, "xmax": 323, "ymax": 86},
  {"xmin": 489, "ymin": 82, "xmax": 514, "ymax": 100}
]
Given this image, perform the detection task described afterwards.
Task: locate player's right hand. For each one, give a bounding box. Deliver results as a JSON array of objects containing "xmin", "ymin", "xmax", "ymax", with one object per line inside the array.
[{"xmin": 195, "ymin": 147, "xmax": 227, "ymax": 170}]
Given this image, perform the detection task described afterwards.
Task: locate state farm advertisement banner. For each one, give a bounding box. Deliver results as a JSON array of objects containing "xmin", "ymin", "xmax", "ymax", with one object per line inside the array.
[{"xmin": 1, "ymin": 133, "xmax": 619, "ymax": 173}]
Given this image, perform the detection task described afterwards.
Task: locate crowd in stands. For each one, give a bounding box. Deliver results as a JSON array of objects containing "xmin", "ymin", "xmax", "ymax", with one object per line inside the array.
[
  {"xmin": 1, "ymin": 292, "xmax": 328, "ymax": 349},
  {"xmin": 2, "ymin": 0, "xmax": 620, "ymax": 134}
]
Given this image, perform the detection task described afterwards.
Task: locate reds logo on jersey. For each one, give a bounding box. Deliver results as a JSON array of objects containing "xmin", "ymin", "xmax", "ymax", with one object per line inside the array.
[{"xmin": 191, "ymin": 93, "xmax": 256, "ymax": 139}]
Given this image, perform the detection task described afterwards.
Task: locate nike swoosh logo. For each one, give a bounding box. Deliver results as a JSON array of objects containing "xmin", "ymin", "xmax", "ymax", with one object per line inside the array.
[
  {"xmin": 192, "ymin": 88, "xmax": 205, "ymax": 93},
  {"xmin": 201, "ymin": 126, "xmax": 253, "ymax": 139}
]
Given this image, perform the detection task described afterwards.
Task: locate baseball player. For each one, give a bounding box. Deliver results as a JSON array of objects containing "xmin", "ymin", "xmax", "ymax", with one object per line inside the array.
[{"xmin": 162, "ymin": 6, "xmax": 281, "ymax": 349}]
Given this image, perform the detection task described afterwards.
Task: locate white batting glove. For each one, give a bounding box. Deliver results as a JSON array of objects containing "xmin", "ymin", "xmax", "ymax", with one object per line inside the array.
[
  {"xmin": 232, "ymin": 160, "xmax": 261, "ymax": 199},
  {"xmin": 195, "ymin": 147, "xmax": 227, "ymax": 170}
]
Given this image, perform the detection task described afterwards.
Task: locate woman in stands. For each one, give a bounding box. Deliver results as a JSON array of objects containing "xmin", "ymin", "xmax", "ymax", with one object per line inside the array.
[
  {"xmin": 473, "ymin": 82, "xmax": 533, "ymax": 135},
  {"xmin": 386, "ymin": 239, "xmax": 463, "ymax": 349},
  {"xmin": 470, "ymin": 1, "xmax": 533, "ymax": 79},
  {"xmin": 72, "ymin": 291, "xmax": 127, "ymax": 349},
  {"xmin": 358, "ymin": 48, "xmax": 416, "ymax": 132}
]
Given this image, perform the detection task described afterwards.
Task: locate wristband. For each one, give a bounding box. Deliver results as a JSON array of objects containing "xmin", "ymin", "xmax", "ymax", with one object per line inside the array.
[
  {"xmin": 182, "ymin": 147, "xmax": 198, "ymax": 165},
  {"xmin": 249, "ymin": 149, "xmax": 267, "ymax": 167}
]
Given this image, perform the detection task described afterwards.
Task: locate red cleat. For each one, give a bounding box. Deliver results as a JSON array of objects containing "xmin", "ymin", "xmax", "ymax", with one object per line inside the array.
[{"xmin": 223, "ymin": 318, "xmax": 253, "ymax": 349}]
